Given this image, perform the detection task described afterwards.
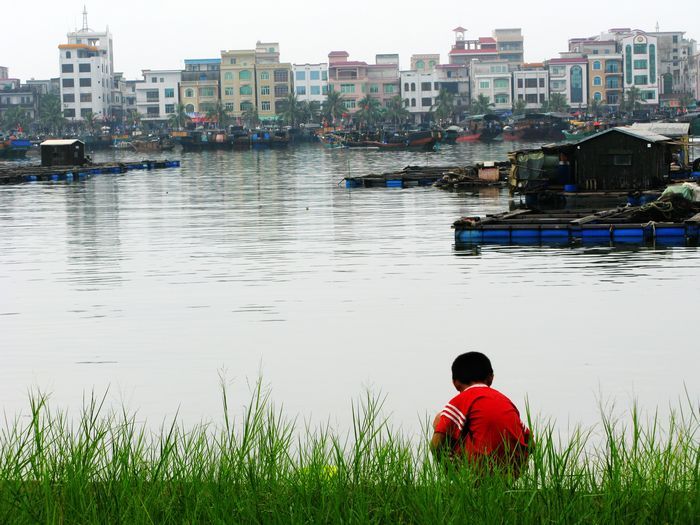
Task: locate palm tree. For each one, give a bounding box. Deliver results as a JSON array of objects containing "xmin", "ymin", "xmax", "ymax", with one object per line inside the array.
[
  {"xmin": 354, "ymin": 95, "xmax": 382, "ymax": 129},
  {"xmin": 432, "ymin": 89, "xmax": 456, "ymax": 123},
  {"xmin": 547, "ymin": 93, "xmax": 569, "ymax": 113},
  {"xmin": 168, "ymin": 103, "xmax": 190, "ymax": 130},
  {"xmin": 242, "ymin": 106, "xmax": 259, "ymax": 129},
  {"xmin": 279, "ymin": 93, "xmax": 303, "ymax": 127},
  {"xmin": 82, "ymin": 111, "xmax": 98, "ymax": 134},
  {"xmin": 469, "ymin": 94, "xmax": 495, "ymax": 115},
  {"xmin": 297, "ymin": 100, "xmax": 321, "ymax": 124},
  {"xmin": 322, "ymin": 90, "xmax": 345, "ymax": 125},
  {"xmin": 38, "ymin": 94, "xmax": 64, "ymax": 134},
  {"xmin": 588, "ymin": 98, "xmax": 606, "ymax": 118},
  {"xmin": 206, "ymin": 101, "xmax": 229, "ymax": 128},
  {"xmin": 125, "ymin": 109, "xmax": 141, "ymax": 130},
  {"xmin": 512, "ymin": 98, "xmax": 527, "ymax": 116},
  {"xmin": 384, "ymin": 95, "xmax": 410, "ymax": 127},
  {"xmin": 2, "ymin": 106, "xmax": 29, "ymax": 131},
  {"xmin": 621, "ymin": 87, "xmax": 642, "ymax": 114}
]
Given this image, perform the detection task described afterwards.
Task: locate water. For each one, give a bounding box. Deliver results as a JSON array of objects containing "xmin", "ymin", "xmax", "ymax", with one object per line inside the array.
[{"xmin": 1, "ymin": 143, "xmax": 698, "ymax": 435}]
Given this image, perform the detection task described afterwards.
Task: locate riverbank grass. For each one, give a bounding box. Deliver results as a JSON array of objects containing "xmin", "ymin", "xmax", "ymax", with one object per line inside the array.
[{"xmin": 0, "ymin": 388, "xmax": 697, "ymax": 524}]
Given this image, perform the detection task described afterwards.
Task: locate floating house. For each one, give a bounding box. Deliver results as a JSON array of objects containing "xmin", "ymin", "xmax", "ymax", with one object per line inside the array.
[{"xmin": 40, "ymin": 139, "xmax": 86, "ymax": 167}]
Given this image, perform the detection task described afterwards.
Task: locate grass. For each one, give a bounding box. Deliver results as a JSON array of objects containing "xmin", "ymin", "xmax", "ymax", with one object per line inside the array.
[{"xmin": 0, "ymin": 384, "xmax": 697, "ymax": 524}]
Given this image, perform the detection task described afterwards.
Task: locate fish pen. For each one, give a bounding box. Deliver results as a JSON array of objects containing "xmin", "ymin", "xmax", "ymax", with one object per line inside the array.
[{"xmin": 344, "ymin": 162, "xmax": 509, "ymax": 189}]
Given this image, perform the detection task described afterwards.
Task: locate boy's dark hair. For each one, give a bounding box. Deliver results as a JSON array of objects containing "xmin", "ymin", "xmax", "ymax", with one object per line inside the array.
[{"xmin": 452, "ymin": 352, "xmax": 493, "ymax": 384}]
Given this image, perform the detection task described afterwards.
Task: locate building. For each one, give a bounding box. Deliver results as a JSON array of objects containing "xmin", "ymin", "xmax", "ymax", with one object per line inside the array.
[
  {"xmin": 368, "ymin": 54, "xmax": 400, "ymax": 107},
  {"xmin": 648, "ymin": 31, "xmax": 697, "ymax": 108},
  {"xmin": 254, "ymin": 42, "xmax": 292, "ymax": 121},
  {"xmin": 620, "ymin": 32, "xmax": 659, "ymax": 107},
  {"xmin": 410, "ymin": 54, "xmax": 440, "ymax": 72},
  {"xmin": 493, "ymin": 28, "xmax": 524, "ymax": 65},
  {"xmin": 0, "ymin": 66, "xmax": 8, "ymax": 80},
  {"xmin": 435, "ymin": 64, "xmax": 471, "ymax": 115},
  {"xmin": 587, "ymin": 54, "xmax": 623, "ymax": 109},
  {"xmin": 546, "ymin": 56, "xmax": 589, "ymax": 110},
  {"xmin": 136, "ymin": 69, "xmax": 181, "ymax": 123},
  {"xmin": 58, "ymin": 9, "xmax": 115, "ymax": 121},
  {"xmin": 327, "ymin": 51, "xmax": 368, "ymax": 114},
  {"xmin": 449, "ymin": 28, "xmax": 499, "ymax": 66},
  {"xmin": 513, "ymin": 64, "xmax": 548, "ymax": 110},
  {"xmin": 400, "ymin": 70, "xmax": 440, "ymax": 123},
  {"xmin": 292, "ymin": 63, "xmax": 328, "ymax": 104},
  {"xmin": 470, "ymin": 60, "xmax": 513, "ymax": 112},
  {"xmin": 0, "ymin": 87, "xmax": 39, "ymax": 122},
  {"xmin": 220, "ymin": 49, "xmax": 257, "ymax": 119},
  {"xmin": 25, "ymin": 78, "xmax": 61, "ymax": 96},
  {"xmin": 179, "ymin": 58, "xmax": 220, "ymax": 116}
]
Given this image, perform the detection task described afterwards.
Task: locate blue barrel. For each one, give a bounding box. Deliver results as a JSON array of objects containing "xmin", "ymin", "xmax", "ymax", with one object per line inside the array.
[
  {"xmin": 386, "ymin": 180, "xmax": 403, "ymax": 188},
  {"xmin": 627, "ymin": 195, "xmax": 641, "ymax": 206},
  {"xmin": 564, "ymin": 184, "xmax": 578, "ymax": 192},
  {"xmin": 640, "ymin": 195, "xmax": 657, "ymax": 205},
  {"xmin": 25, "ymin": 175, "xmax": 37, "ymax": 182},
  {"xmin": 65, "ymin": 173, "xmax": 73, "ymax": 181},
  {"xmin": 50, "ymin": 174, "xmax": 59, "ymax": 181}
]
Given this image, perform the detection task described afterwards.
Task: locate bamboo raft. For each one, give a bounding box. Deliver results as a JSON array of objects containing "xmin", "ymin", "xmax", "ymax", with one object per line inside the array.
[
  {"xmin": 453, "ymin": 203, "xmax": 700, "ymax": 245},
  {"xmin": 344, "ymin": 163, "xmax": 509, "ymax": 189},
  {"xmin": 0, "ymin": 160, "xmax": 181, "ymax": 185}
]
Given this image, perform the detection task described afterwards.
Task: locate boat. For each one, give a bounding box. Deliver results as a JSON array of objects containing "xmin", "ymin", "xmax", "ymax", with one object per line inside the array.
[
  {"xmin": 0, "ymin": 138, "xmax": 32, "ymax": 159},
  {"xmin": 510, "ymin": 113, "xmax": 571, "ymax": 141},
  {"xmin": 179, "ymin": 130, "xmax": 231, "ymax": 151},
  {"xmin": 366, "ymin": 130, "xmax": 440, "ymax": 151},
  {"xmin": 270, "ymin": 130, "xmax": 290, "ymax": 148},
  {"xmin": 441, "ymin": 126, "xmax": 462, "ymax": 144},
  {"xmin": 457, "ymin": 115, "xmax": 503, "ymax": 142},
  {"xmin": 131, "ymin": 136, "xmax": 175, "ymax": 153}
]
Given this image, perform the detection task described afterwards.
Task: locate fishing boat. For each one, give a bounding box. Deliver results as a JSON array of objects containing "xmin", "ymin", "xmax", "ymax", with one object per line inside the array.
[
  {"xmin": 366, "ymin": 130, "xmax": 440, "ymax": 151},
  {"xmin": 457, "ymin": 115, "xmax": 503, "ymax": 142},
  {"xmin": 0, "ymin": 138, "xmax": 32, "ymax": 159},
  {"xmin": 179, "ymin": 130, "xmax": 231, "ymax": 151},
  {"xmin": 131, "ymin": 136, "xmax": 175, "ymax": 153}
]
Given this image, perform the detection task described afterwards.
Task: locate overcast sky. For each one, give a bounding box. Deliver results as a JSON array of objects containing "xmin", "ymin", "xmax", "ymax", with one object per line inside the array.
[{"xmin": 4, "ymin": 0, "xmax": 700, "ymax": 81}]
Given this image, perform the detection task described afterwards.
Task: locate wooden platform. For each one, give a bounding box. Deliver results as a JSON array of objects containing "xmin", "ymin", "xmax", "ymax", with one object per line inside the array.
[
  {"xmin": 0, "ymin": 160, "xmax": 181, "ymax": 185},
  {"xmin": 344, "ymin": 164, "xmax": 508, "ymax": 189}
]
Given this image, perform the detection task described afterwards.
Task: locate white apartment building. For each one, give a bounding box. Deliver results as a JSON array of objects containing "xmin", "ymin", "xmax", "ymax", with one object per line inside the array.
[
  {"xmin": 470, "ymin": 60, "xmax": 513, "ymax": 111},
  {"xmin": 621, "ymin": 32, "xmax": 659, "ymax": 106},
  {"xmin": 292, "ymin": 63, "xmax": 328, "ymax": 104},
  {"xmin": 136, "ymin": 69, "xmax": 182, "ymax": 122},
  {"xmin": 513, "ymin": 68, "xmax": 549, "ymax": 109},
  {"xmin": 58, "ymin": 13, "xmax": 114, "ymax": 121},
  {"xmin": 546, "ymin": 57, "xmax": 589, "ymax": 109},
  {"xmin": 400, "ymin": 70, "xmax": 440, "ymax": 123}
]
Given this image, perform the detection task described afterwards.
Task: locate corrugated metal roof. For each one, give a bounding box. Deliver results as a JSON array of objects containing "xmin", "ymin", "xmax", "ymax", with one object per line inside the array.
[
  {"xmin": 629, "ymin": 122, "xmax": 690, "ymax": 138},
  {"xmin": 575, "ymin": 127, "xmax": 671, "ymax": 145},
  {"xmin": 40, "ymin": 139, "xmax": 83, "ymax": 146}
]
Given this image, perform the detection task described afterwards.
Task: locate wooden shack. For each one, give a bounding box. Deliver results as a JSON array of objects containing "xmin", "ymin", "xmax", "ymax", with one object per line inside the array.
[
  {"xmin": 40, "ymin": 139, "xmax": 86, "ymax": 167},
  {"xmin": 573, "ymin": 128, "xmax": 671, "ymax": 191}
]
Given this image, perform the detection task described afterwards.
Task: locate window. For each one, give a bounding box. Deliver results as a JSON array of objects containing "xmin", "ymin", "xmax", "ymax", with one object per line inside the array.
[
  {"xmin": 260, "ymin": 85, "xmax": 270, "ymax": 95},
  {"xmin": 310, "ymin": 70, "xmax": 320, "ymax": 81},
  {"xmin": 369, "ymin": 84, "xmax": 379, "ymax": 94},
  {"xmin": 340, "ymin": 84, "xmax": 355, "ymax": 93},
  {"xmin": 229, "ymin": 58, "xmax": 237, "ymax": 65},
  {"xmin": 634, "ymin": 75, "xmax": 648, "ymax": 85},
  {"xmin": 517, "ymin": 78, "xmax": 523, "ymax": 88},
  {"xmin": 494, "ymin": 78, "xmax": 509, "ymax": 89},
  {"xmin": 80, "ymin": 93, "xmax": 92, "ymax": 102},
  {"xmin": 185, "ymin": 88, "xmax": 194, "ymax": 98},
  {"xmin": 185, "ymin": 104, "xmax": 194, "ymax": 112},
  {"xmin": 421, "ymin": 82, "xmax": 431, "ymax": 91},
  {"xmin": 410, "ymin": 83, "xmax": 416, "ymax": 91},
  {"xmin": 633, "ymin": 59, "xmax": 648, "ymax": 69},
  {"xmin": 63, "ymin": 93, "xmax": 75, "ymax": 103},
  {"xmin": 165, "ymin": 104, "xmax": 175, "ymax": 114},
  {"xmin": 200, "ymin": 87, "xmax": 215, "ymax": 97},
  {"xmin": 224, "ymin": 72, "xmax": 233, "ymax": 80},
  {"xmin": 224, "ymin": 87, "xmax": 234, "ymax": 96},
  {"xmin": 152, "ymin": 77, "xmax": 158, "ymax": 83},
  {"xmin": 240, "ymin": 85, "xmax": 253, "ymax": 96},
  {"xmin": 384, "ymin": 84, "xmax": 395, "ymax": 94},
  {"xmin": 416, "ymin": 60, "xmax": 425, "ymax": 70},
  {"xmin": 479, "ymin": 81, "xmax": 490, "ymax": 89},
  {"xmin": 146, "ymin": 90, "xmax": 159, "ymax": 101},
  {"xmin": 606, "ymin": 62, "xmax": 620, "ymax": 73},
  {"xmin": 310, "ymin": 85, "xmax": 320, "ymax": 95},
  {"xmin": 411, "ymin": 98, "xmax": 416, "ymax": 107},
  {"xmin": 322, "ymin": 71, "xmax": 328, "ymax": 81},
  {"xmin": 79, "ymin": 78, "xmax": 91, "ymax": 87},
  {"xmin": 274, "ymin": 70, "xmax": 288, "ymax": 82},
  {"xmin": 550, "ymin": 66, "xmax": 565, "ymax": 76},
  {"xmin": 297, "ymin": 86, "xmax": 306, "ymax": 95},
  {"xmin": 274, "ymin": 85, "xmax": 288, "ymax": 97},
  {"xmin": 570, "ymin": 66, "xmax": 583, "ymax": 103},
  {"xmin": 62, "ymin": 78, "xmax": 74, "ymax": 88},
  {"xmin": 539, "ymin": 93, "xmax": 545, "ymax": 103},
  {"xmin": 80, "ymin": 108, "xmax": 93, "ymax": 117},
  {"xmin": 421, "ymin": 97, "xmax": 432, "ymax": 107},
  {"xmin": 434, "ymin": 82, "xmax": 439, "ymax": 90},
  {"xmin": 494, "ymin": 94, "xmax": 509, "ymax": 104},
  {"xmin": 65, "ymin": 51, "xmax": 71, "ymax": 59},
  {"xmin": 261, "ymin": 101, "xmax": 271, "ymax": 111},
  {"xmin": 62, "ymin": 64, "xmax": 74, "ymax": 73},
  {"xmin": 404, "ymin": 83, "xmax": 409, "ymax": 91},
  {"xmin": 322, "ymin": 85, "xmax": 328, "ymax": 94},
  {"xmin": 63, "ymin": 108, "xmax": 75, "ymax": 117},
  {"xmin": 593, "ymin": 61, "xmax": 601, "ymax": 70},
  {"xmin": 240, "ymin": 70, "xmax": 251, "ymax": 80},
  {"xmin": 611, "ymin": 154, "xmax": 632, "ymax": 166},
  {"xmin": 259, "ymin": 71, "xmax": 269, "ymax": 80},
  {"xmin": 593, "ymin": 92, "xmax": 602, "ymax": 101},
  {"xmin": 539, "ymin": 78, "xmax": 545, "ymax": 88},
  {"xmin": 342, "ymin": 100, "xmax": 356, "ymax": 109},
  {"xmin": 642, "ymin": 90, "xmax": 656, "ymax": 100},
  {"xmin": 525, "ymin": 94, "xmax": 538, "ymax": 103},
  {"xmin": 672, "ymin": 35, "xmax": 678, "ymax": 43},
  {"xmin": 224, "ymin": 103, "xmax": 234, "ymax": 111},
  {"xmin": 606, "ymin": 78, "xmax": 620, "ymax": 89},
  {"xmin": 164, "ymin": 88, "xmax": 174, "ymax": 98},
  {"xmin": 147, "ymin": 106, "xmax": 159, "ymax": 116},
  {"xmin": 490, "ymin": 65, "xmax": 507, "ymax": 73},
  {"xmin": 633, "ymin": 43, "xmax": 647, "ymax": 54},
  {"xmin": 240, "ymin": 101, "xmax": 253, "ymax": 111},
  {"xmin": 295, "ymin": 71, "xmax": 306, "ymax": 81},
  {"xmin": 79, "ymin": 63, "xmax": 91, "ymax": 73},
  {"xmin": 160, "ymin": 78, "xmax": 164, "ymax": 83},
  {"xmin": 593, "ymin": 76, "xmax": 602, "ymax": 86},
  {"xmin": 429, "ymin": 60, "xmax": 436, "ymax": 69}
]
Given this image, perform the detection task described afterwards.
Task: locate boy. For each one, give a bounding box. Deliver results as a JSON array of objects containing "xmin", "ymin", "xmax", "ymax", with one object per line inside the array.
[{"xmin": 431, "ymin": 352, "xmax": 530, "ymax": 475}]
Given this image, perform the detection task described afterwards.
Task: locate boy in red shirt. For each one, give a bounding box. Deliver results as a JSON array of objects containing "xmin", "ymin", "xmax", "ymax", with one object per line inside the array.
[{"xmin": 431, "ymin": 352, "xmax": 530, "ymax": 475}]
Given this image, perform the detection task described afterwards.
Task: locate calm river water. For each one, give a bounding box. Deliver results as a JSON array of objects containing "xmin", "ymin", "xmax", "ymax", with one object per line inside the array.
[{"xmin": 1, "ymin": 142, "xmax": 698, "ymax": 434}]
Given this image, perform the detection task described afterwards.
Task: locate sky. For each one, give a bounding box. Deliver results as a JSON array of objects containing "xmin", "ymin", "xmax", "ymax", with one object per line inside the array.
[{"xmin": 3, "ymin": 0, "xmax": 700, "ymax": 82}]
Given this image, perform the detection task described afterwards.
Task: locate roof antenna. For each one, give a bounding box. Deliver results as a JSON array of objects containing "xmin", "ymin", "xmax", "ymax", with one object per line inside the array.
[
  {"xmin": 81, "ymin": 5, "xmax": 89, "ymax": 31},
  {"xmin": 655, "ymin": 21, "xmax": 660, "ymax": 33}
]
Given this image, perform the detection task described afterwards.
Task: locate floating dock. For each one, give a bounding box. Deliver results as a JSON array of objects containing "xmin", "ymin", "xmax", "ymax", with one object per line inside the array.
[
  {"xmin": 0, "ymin": 160, "xmax": 181, "ymax": 185},
  {"xmin": 344, "ymin": 163, "xmax": 508, "ymax": 189},
  {"xmin": 453, "ymin": 206, "xmax": 700, "ymax": 245}
]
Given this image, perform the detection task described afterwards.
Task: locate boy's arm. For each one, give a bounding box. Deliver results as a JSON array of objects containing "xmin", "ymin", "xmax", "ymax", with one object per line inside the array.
[{"xmin": 430, "ymin": 431, "xmax": 447, "ymax": 457}]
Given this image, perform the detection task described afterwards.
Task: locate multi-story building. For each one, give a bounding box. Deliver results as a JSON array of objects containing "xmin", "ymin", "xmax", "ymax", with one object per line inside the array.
[
  {"xmin": 0, "ymin": 88, "xmax": 39, "ymax": 123},
  {"xmin": 435, "ymin": 64, "xmax": 471, "ymax": 114},
  {"xmin": 694, "ymin": 52, "xmax": 700, "ymax": 99},
  {"xmin": 122, "ymin": 78, "xmax": 138, "ymax": 117},
  {"xmin": 25, "ymin": 78, "xmax": 61, "ymax": 96},
  {"xmin": 411, "ymin": 54, "xmax": 440, "ymax": 72},
  {"xmin": 58, "ymin": 11, "xmax": 115, "ymax": 121},
  {"xmin": 136, "ymin": 69, "xmax": 181, "ymax": 123},
  {"xmin": 648, "ymin": 31, "xmax": 696, "ymax": 106},
  {"xmin": 368, "ymin": 54, "xmax": 400, "ymax": 107},
  {"xmin": 220, "ymin": 50, "xmax": 257, "ymax": 119},
  {"xmin": 513, "ymin": 64, "xmax": 548, "ymax": 110},
  {"xmin": 328, "ymin": 51, "xmax": 368, "ymax": 114},
  {"xmin": 292, "ymin": 63, "xmax": 328, "ymax": 104},
  {"xmin": 493, "ymin": 28, "xmax": 524, "ymax": 65},
  {"xmin": 254, "ymin": 42, "xmax": 291, "ymax": 121},
  {"xmin": 400, "ymin": 70, "xmax": 440, "ymax": 123},
  {"xmin": 470, "ymin": 60, "xmax": 512, "ymax": 111},
  {"xmin": 620, "ymin": 32, "xmax": 659, "ymax": 107},
  {"xmin": 587, "ymin": 55, "xmax": 623, "ymax": 109},
  {"xmin": 546, "ymin": 56, "xmax": 589, "ymax": 109},
  {"xmin": 179, "ymin": 58, "xmax": 220, "ymax": 116},
  {"xmin": 448, "ymin": 28, "xmax": 499, "ymax": 66}
]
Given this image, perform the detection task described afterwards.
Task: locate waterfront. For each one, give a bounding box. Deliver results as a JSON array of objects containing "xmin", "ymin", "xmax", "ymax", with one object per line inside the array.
[{"xmin": 1, "ymin": 142, "xmax": 698, "ymax": 435}]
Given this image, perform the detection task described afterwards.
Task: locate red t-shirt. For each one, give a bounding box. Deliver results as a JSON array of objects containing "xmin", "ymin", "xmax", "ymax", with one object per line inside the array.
[{"xmin": 435, "ymin": 385, "xmax": 530, "ymax": 460}]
